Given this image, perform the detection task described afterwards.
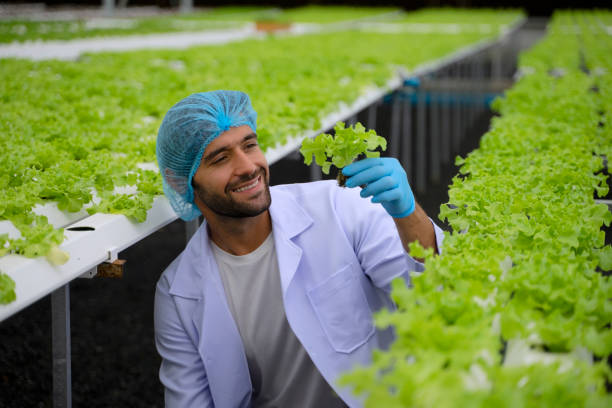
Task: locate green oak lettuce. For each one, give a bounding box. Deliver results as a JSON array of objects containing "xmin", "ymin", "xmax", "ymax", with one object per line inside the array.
[{"xmin": 339, "ymin": 10, "xmax": 612, "ymax": 407}]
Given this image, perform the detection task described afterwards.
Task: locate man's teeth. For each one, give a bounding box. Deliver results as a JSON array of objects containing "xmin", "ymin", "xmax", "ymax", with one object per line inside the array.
[{"xmin": 234, "ymin": 177, "xmax": 259, "ymax": 192}]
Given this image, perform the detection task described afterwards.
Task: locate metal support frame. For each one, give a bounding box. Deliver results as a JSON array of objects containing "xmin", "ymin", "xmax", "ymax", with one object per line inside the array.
[
  {"xmin": 441, "ymin": 90, "xmax": 451, "ymax": 165},
  {"xmin": 51, "ymin": 285, "xmax": 72, "ymax": 408},
  {"xmin": 416, "ymin": 92, "xmax": 427, "ymax": 194},
  {"xmin": 387, "ymin": 55, "xmax": 491, "ymax": 190},
  {"xmin": 429, "ymin": 92, "xmax": 441, "ymax": 184},
  {"xmin": 102, "ymin": 0, "xmax": 114, "ymax": 17},
  {"xmin": 401, "ymin": 100, "xmax": 413, "ymax": 184},
  {"xmin": 309, "ymin": 163, "xmax": 322, "ymax": 181},
  {"xmin": 390, "ymin": 97, "xmax": 401, "ymax": 159},
  {"xmin": 179, "ymin": 0, "xmax": 194, "ymax": 14},
  {"xmin": 387, "ymin": 24, "xmax": 525, "ymax": 191},
  {"xmin": 466, "ymin": 58, "xmax": 476, "ymax": 129},
  {"xmin": 492, "ymin": 40, "xmax": 503, "ymax": 80},
  {"xmin": 452, "ymin": 65, "xmax": 462, "ymax": 156},
  {"xmin": 367, "ymin": 103, "xmax": 378, "ymax": 130}
]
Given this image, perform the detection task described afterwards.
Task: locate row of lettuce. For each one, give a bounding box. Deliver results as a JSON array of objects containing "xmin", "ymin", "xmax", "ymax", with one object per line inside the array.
[
  {"xmin": 339, "ymin": 10, "xmax": 612, "ymax": 406},
  {"xmin": 0, "ymin": 6, "xmax": 516, "ymax": 44}
]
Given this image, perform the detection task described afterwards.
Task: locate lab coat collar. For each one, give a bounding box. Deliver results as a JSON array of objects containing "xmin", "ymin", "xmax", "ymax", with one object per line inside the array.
[
  {"xmin": 269, "ymin": 186, "xmax": 313, "ymax": 239},
  {"xmin": 167, "ymin": 185, "xmax": 314, "ymax": 298}
]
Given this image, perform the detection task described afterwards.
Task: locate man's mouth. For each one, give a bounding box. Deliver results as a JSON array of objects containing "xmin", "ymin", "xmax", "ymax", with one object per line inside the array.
[{"xmin": 231, "ymin": 176, "xmax": 261, "ymax": 193}]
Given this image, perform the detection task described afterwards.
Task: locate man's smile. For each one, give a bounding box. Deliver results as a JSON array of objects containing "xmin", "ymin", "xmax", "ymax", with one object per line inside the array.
[{"xmin": 231, "ymin": 175, "xmax": 262, "ymax": 194}]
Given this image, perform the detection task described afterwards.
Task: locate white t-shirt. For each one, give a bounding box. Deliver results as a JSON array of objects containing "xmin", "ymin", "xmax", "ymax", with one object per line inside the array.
[{"xmin": 211, "ymin": 231, "xmax": 347, "ymax": 407}]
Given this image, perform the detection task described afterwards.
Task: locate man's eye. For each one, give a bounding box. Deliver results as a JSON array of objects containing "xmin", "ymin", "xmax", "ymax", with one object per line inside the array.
[{"xmin": 212, "ymin": 156, "xmax": 227, "ymax": 164}]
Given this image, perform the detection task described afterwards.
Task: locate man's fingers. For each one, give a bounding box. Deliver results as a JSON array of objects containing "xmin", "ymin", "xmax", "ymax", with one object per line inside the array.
[
  {"xmin": 345, "ymin": 165, "xmax": 390, "ymax": 188},
  {"xmin": 342, "ymin": 158, "xmax": 382, "ymax": 177},
  {"xmin": 360, "ymin": 176, "xmax": 397, "ymax": 198},
  {"xmin": 371, "ymin": 188, "xmax": 402, "ymax": 204}
]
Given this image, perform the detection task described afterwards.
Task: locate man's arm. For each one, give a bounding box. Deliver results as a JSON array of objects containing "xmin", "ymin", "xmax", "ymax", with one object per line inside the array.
[
  {"xmin": 342, "ymin": 157, "xmax": 439, "ymax": 261},
  {"xmin": 154, "ymin": 276, "xmax": 214, "ymax": 407},
  {"xmin": 392, "ymin": 202, "xmax": 438, "ymax": 261}
]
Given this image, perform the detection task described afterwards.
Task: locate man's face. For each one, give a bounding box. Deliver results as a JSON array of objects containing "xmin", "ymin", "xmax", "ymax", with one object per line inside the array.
[{"xmin": 191, "ymin": 125, "xmax": 271, "ymax": 218}]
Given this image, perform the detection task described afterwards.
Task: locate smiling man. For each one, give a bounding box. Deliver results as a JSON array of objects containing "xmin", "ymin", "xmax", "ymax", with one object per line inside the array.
[
  {"xmin": 194, "ymin": 127, "xmax": 270, "ymax": 218},
  {"xmin": 154, "ymin": 90, "xmax": 444, "ymax": 407}
]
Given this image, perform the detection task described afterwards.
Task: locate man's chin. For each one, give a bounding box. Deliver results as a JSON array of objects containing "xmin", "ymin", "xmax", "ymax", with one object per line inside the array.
[
  {"xmin": 217, "ymin": 193, "xmax": 271, "ymax": 218},
  {"xmin": 232, "ymin": 207, "xmax": 269, "ymax": 218}
]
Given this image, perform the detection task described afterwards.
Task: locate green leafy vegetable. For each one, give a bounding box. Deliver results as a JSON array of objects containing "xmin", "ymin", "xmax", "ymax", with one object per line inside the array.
[
  {"xmin": 46, "ymin": 245, "xmax": 70, "ymax": 266},
  {"xmin": 300, "ymin": 121, "xmax": 387, "ymax": 176},
  {"xmin": 340, "ymin": 9, "xmax": 612, "ymax": 407},
  {"xmin": 0, "ymin": 272, "xmax": 16, "ymax": 305}
]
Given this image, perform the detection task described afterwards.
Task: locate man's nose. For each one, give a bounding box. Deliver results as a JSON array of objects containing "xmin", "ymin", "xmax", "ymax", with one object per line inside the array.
[{"xmin": 233, "ymin": 149, "xmax": 258, "ymax": 175}]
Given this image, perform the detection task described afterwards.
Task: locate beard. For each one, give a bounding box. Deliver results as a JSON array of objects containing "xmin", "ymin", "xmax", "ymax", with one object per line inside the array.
[{"xmin": 193, "ymin": 167, "xmax": 271, "ymax": 218}]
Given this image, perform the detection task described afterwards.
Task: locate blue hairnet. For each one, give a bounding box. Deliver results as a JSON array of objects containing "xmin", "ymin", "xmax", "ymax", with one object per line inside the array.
[{"xmin": 156, "ymin": 90, "xmax": 258, "ymax": 221}]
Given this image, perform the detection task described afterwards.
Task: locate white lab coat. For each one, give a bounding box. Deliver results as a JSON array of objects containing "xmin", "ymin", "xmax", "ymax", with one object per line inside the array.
[{"xmin": 154, "ymin": 180, "xmax": 444, "ymax": 407}]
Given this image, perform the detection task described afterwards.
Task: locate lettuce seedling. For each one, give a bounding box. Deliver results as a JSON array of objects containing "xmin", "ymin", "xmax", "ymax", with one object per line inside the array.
[
  {"xmin": 300, "ymin": 121, "xmax": 387, "ymax": 185},
  {"xmin": 0, "ymin": 272, "xmax": 16, "ymax": 305}
]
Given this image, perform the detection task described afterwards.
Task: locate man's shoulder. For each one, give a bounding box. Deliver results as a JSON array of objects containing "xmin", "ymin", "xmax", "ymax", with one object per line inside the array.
[
  {"xmin": 156, "ymin": 251, "xmax": 185, "ymax": 294},
  {"xmin": 156, "ymin": 243, "xmax": 204, "ymax": 300},
  {"xmin": 156, "ymin": 223, "xmax": 210, "ymax": 299}
]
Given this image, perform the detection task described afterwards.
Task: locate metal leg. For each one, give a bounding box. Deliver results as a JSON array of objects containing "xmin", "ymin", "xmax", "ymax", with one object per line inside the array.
[
  {"xmin": 478, "ymin": 55, "xmax": 484, "ymax": 114},
  {"xmin": 492, "ymin": 42, "xmax": 502, "ymax": 81},
  {"xmin": 459, "ymin": 63, "xmax": 466, "ymax": 141},
  {"xmin": 367, "ymin": 103, "xmax": 377, "ymax": 130},
  {"xmin": 390, "ymin": 98, "xmax": 401, "ymax": 159},
  {"xmin": 453, "ymin": 90, "xmax": 462, "ymax": 155},
  {"xmin": 401, "ymin": 99, "xmax": 413, "ymax": 184},
  {"xmin": 309, "ymin": 163, "xmax": 322, "ymax": 181},
  {"xmin": 452, "ymin": 64, "xmax": 463, "ymax": 154},
  {"xmin": 430, "ymin": 92, "xmax": 440, "ymax": 184},
  {"xmin": 468, "ymin": 59, "xmax": 476, "ymax": 128},
  {"xmin": 441, "ymin": 92, "xmax": 451, "ymax": 164},
  {"xmin": 179, "ymin": 0, "xmax": 194, "ymax": 13},
  {"xmin": 102, "ymin": 0, "xmax": 114, "ymax": 17},
  {"xmin": 52, "ymin": 284, "xmax": 72, "ymax": 408},
  {"xmin": 416, "ymin": 91, "xmax": 427, "ymax": 194}
]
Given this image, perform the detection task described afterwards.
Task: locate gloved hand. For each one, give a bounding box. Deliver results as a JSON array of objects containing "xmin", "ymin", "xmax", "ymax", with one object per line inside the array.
[{"xmin": 342, "ymin": 158, "xmax": 415, "ymax": 218}]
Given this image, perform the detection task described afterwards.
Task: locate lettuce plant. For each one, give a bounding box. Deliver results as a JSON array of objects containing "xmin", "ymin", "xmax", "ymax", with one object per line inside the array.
[{"xmin": 300, "ymin": 121, "xmax": 386, "ymax": 183}]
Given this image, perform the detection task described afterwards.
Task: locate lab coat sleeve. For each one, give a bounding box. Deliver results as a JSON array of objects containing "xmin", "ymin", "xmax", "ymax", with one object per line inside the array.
[
  {"xmin": 154, "ymin": 275, "xmax": 213, "ymax": 408},
  {"xmin": 333, "ymin": 185, "xmax": 443, "ymax": 289}
]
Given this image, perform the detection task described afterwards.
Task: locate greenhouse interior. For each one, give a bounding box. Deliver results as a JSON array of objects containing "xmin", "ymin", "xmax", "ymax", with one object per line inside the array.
[{"xmin": 0, "ymin": 0, "xmax": 611, "ymax": 407}]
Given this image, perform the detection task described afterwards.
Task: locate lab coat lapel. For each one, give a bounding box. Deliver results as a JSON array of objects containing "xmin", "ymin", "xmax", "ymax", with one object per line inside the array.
[
  {"xmin": 182, "ymin": 224, "xmax": 252, "ymax": 407},
  {"xmin": 199, "ymin": 279, "xmax": 251, "ymax": 407},
  {"xmin": 270, "ymin": 188, "xmax": 313, "ymax": 296}
]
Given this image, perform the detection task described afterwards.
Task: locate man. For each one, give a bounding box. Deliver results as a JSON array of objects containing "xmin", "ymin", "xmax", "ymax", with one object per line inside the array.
[{"xmin": 154, "ymin": 90, "xmax": 444, "ymax": 407}]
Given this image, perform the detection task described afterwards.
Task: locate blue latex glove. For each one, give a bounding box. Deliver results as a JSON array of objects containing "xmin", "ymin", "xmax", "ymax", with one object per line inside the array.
[{"xmin": 342, "ymin": 158, "xmax": 415, "ymax": 218}]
